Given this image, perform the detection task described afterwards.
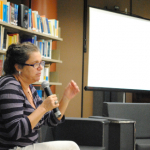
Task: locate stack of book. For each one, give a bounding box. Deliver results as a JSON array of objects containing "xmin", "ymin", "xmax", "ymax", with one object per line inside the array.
[
  {"xmin": 0, "ymin": 0, "xmax": 18, "ymax": 25},
  {"xmin": 0, "ymin": 0, "xmax": 60, "ymax": 37}
]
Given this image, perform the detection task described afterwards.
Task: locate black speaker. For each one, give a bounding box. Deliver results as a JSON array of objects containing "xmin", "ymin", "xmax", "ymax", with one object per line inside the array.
[{"xmin": 18, "ymin": 4, "xmax": 29, "ymax": 29}]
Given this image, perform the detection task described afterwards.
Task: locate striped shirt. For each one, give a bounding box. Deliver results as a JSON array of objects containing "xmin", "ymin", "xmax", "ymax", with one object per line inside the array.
[{"xmin": 0, "ymin": 75, "xmax": 64, "ymax": 150}]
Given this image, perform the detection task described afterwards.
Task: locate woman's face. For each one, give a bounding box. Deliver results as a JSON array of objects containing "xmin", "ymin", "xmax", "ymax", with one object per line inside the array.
[{"xmin": 20, "ymin": 51, "xmax": 43, "ymax": 83}]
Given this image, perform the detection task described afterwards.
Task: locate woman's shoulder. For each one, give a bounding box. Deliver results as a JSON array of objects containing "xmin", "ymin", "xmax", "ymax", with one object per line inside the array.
[{"xmin": 0, "ymin": 75, "xmax": 21, "ymax": 89}]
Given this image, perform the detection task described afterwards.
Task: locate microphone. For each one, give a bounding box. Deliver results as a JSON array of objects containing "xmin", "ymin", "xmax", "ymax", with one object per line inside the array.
[{"xmin": 41, "ymin": 81, "xmax": 61, "ymax": 118}]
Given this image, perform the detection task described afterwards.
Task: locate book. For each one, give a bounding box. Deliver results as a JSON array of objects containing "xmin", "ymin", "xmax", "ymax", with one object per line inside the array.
[
  {"xmin": 48, "ymin": 19, "xmax": 57, "ymax": 36},
  {"xmin": 7, "ymin": 34, "xmax": 14, "ymax": 47},
  {"xmin": 39, "ymin": 16, "xmax": 44, "ymax": 33},
  {"xmin": 44, "ymin": 63, "xmax": 50, "ymax": 81},
  {"xmin": 47, "ymin": 40, "xmax": 52, "ymax": 59},
  {"xmin": 3, "ymin": 28, "xmax": 7, "ymax": 50},
  {"xmin": 31, "ymin": 11, "xmax": 36, "ymax": 31},
  {"xmin": 21, "ymin": 37, "xmax": 33, "ymax": 44},
  {"xmin": 46, "ymin": 18, "xmax": 50, "ymax": 34},
  {"xmin": 0, "ymin": 26, "xmax": 4, "ymax": 50},
  {"xmin": 48, "ymin": 20, "xmax": 52, "ymax": 35},
  {"xmin": 28, "ymin": 8, "xmax": 32, "ymax": 30},
  {"xmin": 6, "ymin": 2, "xmax": 10, "ymax": 23},
  {"xmin": 40, "ymin": 15, "xmax": 47, "ymax": 34},
  {"xmin": 36, "ymin": 90, "xmax": 42, "ymax": 99},
  {"xmin": 14, "ymin": 4, "xmax": 18, "ymax": 25},
  {"xmin": 38, "ymin": 39, "xmax": 45, "ymax": 57},
  {"xmin": 0, "ymin": 1, "xmax": 3, "ymax": 21},
  {"xmin": 7, "ymin": 33, "xmax": 19, "ymax": 48},
  {"xmin": 10, "ymin": 3, "xmax": 15, "ymax": 25},
  {"xmin": 37, "ymin": 41, "xmax": 43, "ymax": 55},
  {"xmin": 32, "ymin": 11, "xmax": 38, "ymax": 32},
  {"xmin": 3, "ymin": 4, "xmax": 8, "ymax": 23},
  {"xmin": 39, "ymin": 65, "xmax": 44, "ymax": 82},
  {"xmin": 37, "ymin": 14, "xmax": 41, "ymax": 32}
]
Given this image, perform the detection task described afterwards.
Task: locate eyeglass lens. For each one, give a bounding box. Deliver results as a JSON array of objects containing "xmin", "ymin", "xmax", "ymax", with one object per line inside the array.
[{"xmin": 34, "ymin": 61, "xmax": 45, "ymax": 68}]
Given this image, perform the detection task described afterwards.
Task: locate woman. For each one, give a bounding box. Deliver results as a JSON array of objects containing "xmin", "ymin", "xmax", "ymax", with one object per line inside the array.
[{"xmin": 0, "ymin": 42, "xmax": 80, "ymax": 150}]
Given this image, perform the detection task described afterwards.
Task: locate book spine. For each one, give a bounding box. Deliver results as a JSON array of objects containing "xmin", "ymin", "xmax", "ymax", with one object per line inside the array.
[
  {"xmin": 32, "ymin": 12, "xmax": 36, "ymax": 31},
  {"xmin": 0, "ymin": 1, "xmax": 3, "ymax": 21},
  {"xmin": 46, "ymin": 18, "xmax": 50, "ymax": 34},
  {"xmin": 3, "ymin": 4, "xmax": 7, "ymax": 22},
  {"xmin": 40, "ymin": 16, "xmax": 44, "ymax": 33},
  {"xmin": 28, "ymin": 8, "xmax": 32, "ymax": 29},
  {"xmin": 10, "ymin": 3, "xmax": 15, "ymax": 25}
]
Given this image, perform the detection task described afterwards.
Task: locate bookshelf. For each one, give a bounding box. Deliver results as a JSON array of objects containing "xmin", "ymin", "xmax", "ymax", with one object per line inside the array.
[{"xmin": 0, "ymin": 21, "xmax": 63, "ymax": 86}]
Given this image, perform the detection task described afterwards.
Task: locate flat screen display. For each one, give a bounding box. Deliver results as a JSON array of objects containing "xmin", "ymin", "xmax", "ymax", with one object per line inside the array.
[{"xmin": 86, "ymin": 7, "xmax": 150, "ymax": 92}]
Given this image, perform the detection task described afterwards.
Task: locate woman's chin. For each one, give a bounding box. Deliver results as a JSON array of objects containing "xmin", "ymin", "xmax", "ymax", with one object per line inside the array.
[{"xmin": 34, "ymin": 78, "xmax": 41, "ymax": 83}]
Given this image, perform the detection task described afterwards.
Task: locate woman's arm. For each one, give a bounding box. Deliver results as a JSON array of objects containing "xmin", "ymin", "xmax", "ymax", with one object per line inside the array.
[
  {"xmin": 57, "ymin": 80, "xmax": 80, "ymax": 120},
  {"xmin": 28, "ymin": 80, "xmax": 79, "ymax": 128}
]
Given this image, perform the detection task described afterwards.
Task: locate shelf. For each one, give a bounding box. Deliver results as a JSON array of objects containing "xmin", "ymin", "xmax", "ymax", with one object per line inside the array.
[
  {"xmin": 0, "ymin": 50, "xmax": 6, "ymax": 54},
  {"xmin": 33, "ymin": 82, "xmax": 62, "ymax": 86},
  {"xmin": 42, "ymin": 57, "xmax": 62, "ymax": 63},
  {"xmin": 0, "ymin": 50, "xmax": 62, "ymax": 63},
  {"xmin": 0, "ymin": 21, "xmax": 63, "ymax": 41}
]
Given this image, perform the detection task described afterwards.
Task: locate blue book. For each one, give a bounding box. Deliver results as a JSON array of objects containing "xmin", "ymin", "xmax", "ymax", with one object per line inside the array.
[
  {"xmin": 15, "ymin": 4, "xmax": 18, "ymax": 25},
  {"xmin": 39, "ymin": 41, "xmax": 42, "ymax": 54},
  {"xmin": 21, "ymin": 38, "xmax": 34, "ymax": 44},
  {"xmin": 37, "ymin": 15, "xmax": 40, "ymax": 32},
  {"xmin": 46, "ymin": 18, "xmax": 50, "ymax": 34},
  {"xmin": 55, "ymin": 19, "xmax": 57, "ymax": 29},
  {"xmin": 3, "ymin": 4, "xmax": 8, "ymax": 23},
  {"xmin": 43, "ymin": 41, "xmax": 45, "ymax": 57},
  {"xmin": 40, "ymin": 16, "xmax": 44, "ymax": 33},
  {"xmin": 33, "ymin": 35, "xmax": 37, "ymax": 45},
  {"xmin": 28, "ymin": 9, "xmax": 32, "ymax": 29},
  {"xmin": 36, "ymin": 90, "xmax": 42, "ymax": 99},
  {"xmin": 47, "ymin": 41, "xmax": 50, "ymax": 57}
]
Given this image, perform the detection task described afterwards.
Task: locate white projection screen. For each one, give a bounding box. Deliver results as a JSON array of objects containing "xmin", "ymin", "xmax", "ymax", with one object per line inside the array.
[{"xmin": 86, "ymin": 7, "xmax": 150, "ymax": 92}]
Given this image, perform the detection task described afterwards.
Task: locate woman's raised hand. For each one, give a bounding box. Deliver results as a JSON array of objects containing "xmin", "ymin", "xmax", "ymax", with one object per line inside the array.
[{"xmin": 62, "ymin": 80, "xmax": 80, "ymax": 101}]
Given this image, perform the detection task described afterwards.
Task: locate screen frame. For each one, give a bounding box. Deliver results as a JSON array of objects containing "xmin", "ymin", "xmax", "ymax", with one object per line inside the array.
[{"xmin": 85, "ymin": 6, "xmax": 150, "ymax": 93}]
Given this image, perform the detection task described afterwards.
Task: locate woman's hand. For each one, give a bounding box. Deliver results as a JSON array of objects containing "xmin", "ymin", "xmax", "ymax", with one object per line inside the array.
[
  {"xmin": 41, "ymin": 94, "xmax": 59, "ymax": 112},
  {"xmin": 62, "ymin": 80, "xmax": 80, "ymax": 101}
]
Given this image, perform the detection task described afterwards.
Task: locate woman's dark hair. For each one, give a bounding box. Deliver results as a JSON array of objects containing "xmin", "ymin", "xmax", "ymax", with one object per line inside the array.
[{"xmin": 4, "ymin": 42, "xmax": 39, "ymax": 75}]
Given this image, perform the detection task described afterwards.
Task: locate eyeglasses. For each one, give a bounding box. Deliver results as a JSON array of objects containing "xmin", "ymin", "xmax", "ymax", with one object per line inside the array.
[{"xmin": 21, "ymin": 61, "xmax": 45, "ymax": 69}]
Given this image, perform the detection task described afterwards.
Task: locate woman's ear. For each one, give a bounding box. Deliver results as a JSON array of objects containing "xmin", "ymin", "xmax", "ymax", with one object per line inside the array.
[{"xmin": 14, "ymin": 64, "xmax": 20, "ymax": 72}]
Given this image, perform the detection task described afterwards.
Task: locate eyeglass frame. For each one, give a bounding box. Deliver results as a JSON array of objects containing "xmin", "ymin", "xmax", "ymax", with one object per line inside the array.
[{"xmin": 20, "ymin": 61, "xmax": 45, "ymax": 69}]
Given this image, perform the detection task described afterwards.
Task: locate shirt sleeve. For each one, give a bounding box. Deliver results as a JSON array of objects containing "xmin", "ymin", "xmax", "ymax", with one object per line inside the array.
[{"xmin": 0, "ymin": 84, "xmax": 32, "ymax": 140}]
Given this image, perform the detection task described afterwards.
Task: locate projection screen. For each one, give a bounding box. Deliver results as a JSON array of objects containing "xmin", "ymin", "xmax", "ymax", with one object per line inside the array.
[{"xmin": 86, "ymin": 7, "xmax": 150, "ymax": 92}]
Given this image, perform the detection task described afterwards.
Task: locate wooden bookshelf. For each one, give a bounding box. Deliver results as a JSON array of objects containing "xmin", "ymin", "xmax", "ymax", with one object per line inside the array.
[{"xmin": 0, "ymin": 20, "xmax": 63, "ymax": 86}]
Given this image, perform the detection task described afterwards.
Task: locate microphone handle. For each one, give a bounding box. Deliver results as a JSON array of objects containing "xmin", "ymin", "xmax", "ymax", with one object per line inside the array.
[
  {"xmin": 44, "ymin": 87, "xmax": 61, "ymax": 118},
  {"xmin": 45, "ymin": 87, "xmax": 53, "ymax": 96}
]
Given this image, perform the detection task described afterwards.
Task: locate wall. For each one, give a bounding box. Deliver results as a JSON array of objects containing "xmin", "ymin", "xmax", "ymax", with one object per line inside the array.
[{"xmin": 57, "ymin": 0, "xmax": 83, "ymax": 117}]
